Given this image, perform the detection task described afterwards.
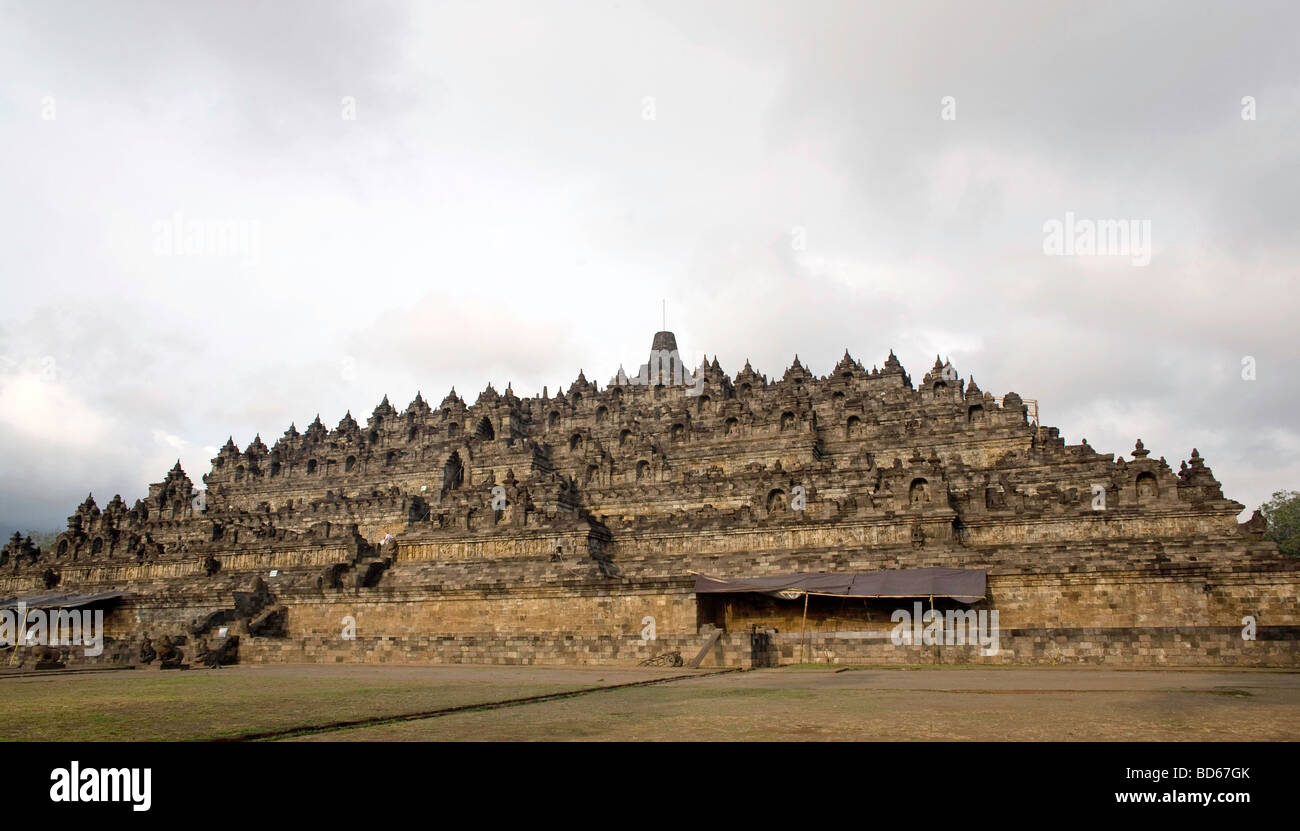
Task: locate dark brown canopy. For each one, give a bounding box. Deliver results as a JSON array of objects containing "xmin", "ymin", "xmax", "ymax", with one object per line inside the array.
[
  {"xmin": 693, "ymin": 568, "xmax": 986, "ymax": 602},
  {"xmin": 0, "ymin": 590, "xmax": 127, "ymax": 610}
]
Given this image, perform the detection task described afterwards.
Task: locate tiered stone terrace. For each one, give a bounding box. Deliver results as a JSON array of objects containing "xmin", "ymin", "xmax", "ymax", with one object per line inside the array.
[{"xmin": 2, "ymin": 331, "xmax": 1294, "ymax": 668}]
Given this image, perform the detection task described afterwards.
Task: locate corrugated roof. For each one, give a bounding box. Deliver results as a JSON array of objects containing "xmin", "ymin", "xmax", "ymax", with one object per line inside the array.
[
  {"xmin": 693, "ymin": 568, "xmax": 986, "ymax": 602},
  {"xmin": 0, "ymin": 591, "xmax": 128, "ymax": 610}
]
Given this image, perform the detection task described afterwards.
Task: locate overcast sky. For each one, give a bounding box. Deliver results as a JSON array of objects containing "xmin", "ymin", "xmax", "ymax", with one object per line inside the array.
[{"xmin": 1, "ymin": 0, "xmax": 1296, "ymax": 537}]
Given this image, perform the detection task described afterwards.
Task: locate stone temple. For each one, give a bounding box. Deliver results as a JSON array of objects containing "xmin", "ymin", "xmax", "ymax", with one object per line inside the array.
[{"xmin": 2, "ymin": 331, "xmax": 1295, "ymax": 668}]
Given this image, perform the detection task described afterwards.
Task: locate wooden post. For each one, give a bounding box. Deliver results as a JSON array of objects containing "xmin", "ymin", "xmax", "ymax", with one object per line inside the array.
[{"xmin": 800, "ymin": 592, "xmax": 810, "ymax": 664}]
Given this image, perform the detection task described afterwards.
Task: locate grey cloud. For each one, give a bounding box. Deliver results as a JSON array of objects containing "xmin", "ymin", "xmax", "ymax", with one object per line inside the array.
[{"xmin": 1, "ymin": 1, "xmax": 1296, "ymax": 536}]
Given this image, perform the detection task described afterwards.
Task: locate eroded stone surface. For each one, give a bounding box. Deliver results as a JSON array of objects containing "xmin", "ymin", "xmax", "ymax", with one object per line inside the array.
[{"xmin": 3, "ymin": 332, "xmax": 1294, "ymax": 667}]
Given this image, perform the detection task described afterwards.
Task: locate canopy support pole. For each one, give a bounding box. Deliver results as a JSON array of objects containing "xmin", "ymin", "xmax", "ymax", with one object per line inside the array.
[{"xmin": 800, "ymin": 592, "xmax": 810, "ymax": 664}]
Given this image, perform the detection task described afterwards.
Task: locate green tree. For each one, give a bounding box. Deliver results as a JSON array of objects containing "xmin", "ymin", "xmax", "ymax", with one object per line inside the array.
[{"xmin": 1260, "ymin": 490, "xmax": 1300, "ymax": 558}]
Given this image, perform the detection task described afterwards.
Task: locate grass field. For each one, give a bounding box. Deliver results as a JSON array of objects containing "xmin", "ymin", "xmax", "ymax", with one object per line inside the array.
[
  {"xmin": 0, "ymin": 665, "xmax": 690, "ymax": 741},
  {"xmin": 2, "ymin": 664, "xmax": 1297, "ymax": 742}
]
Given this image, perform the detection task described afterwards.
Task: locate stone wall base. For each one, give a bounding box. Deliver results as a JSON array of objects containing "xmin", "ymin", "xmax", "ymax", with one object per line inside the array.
[{"xmin": 212, "ymin": 626, "xmax": 1297, "ymax": 669}]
